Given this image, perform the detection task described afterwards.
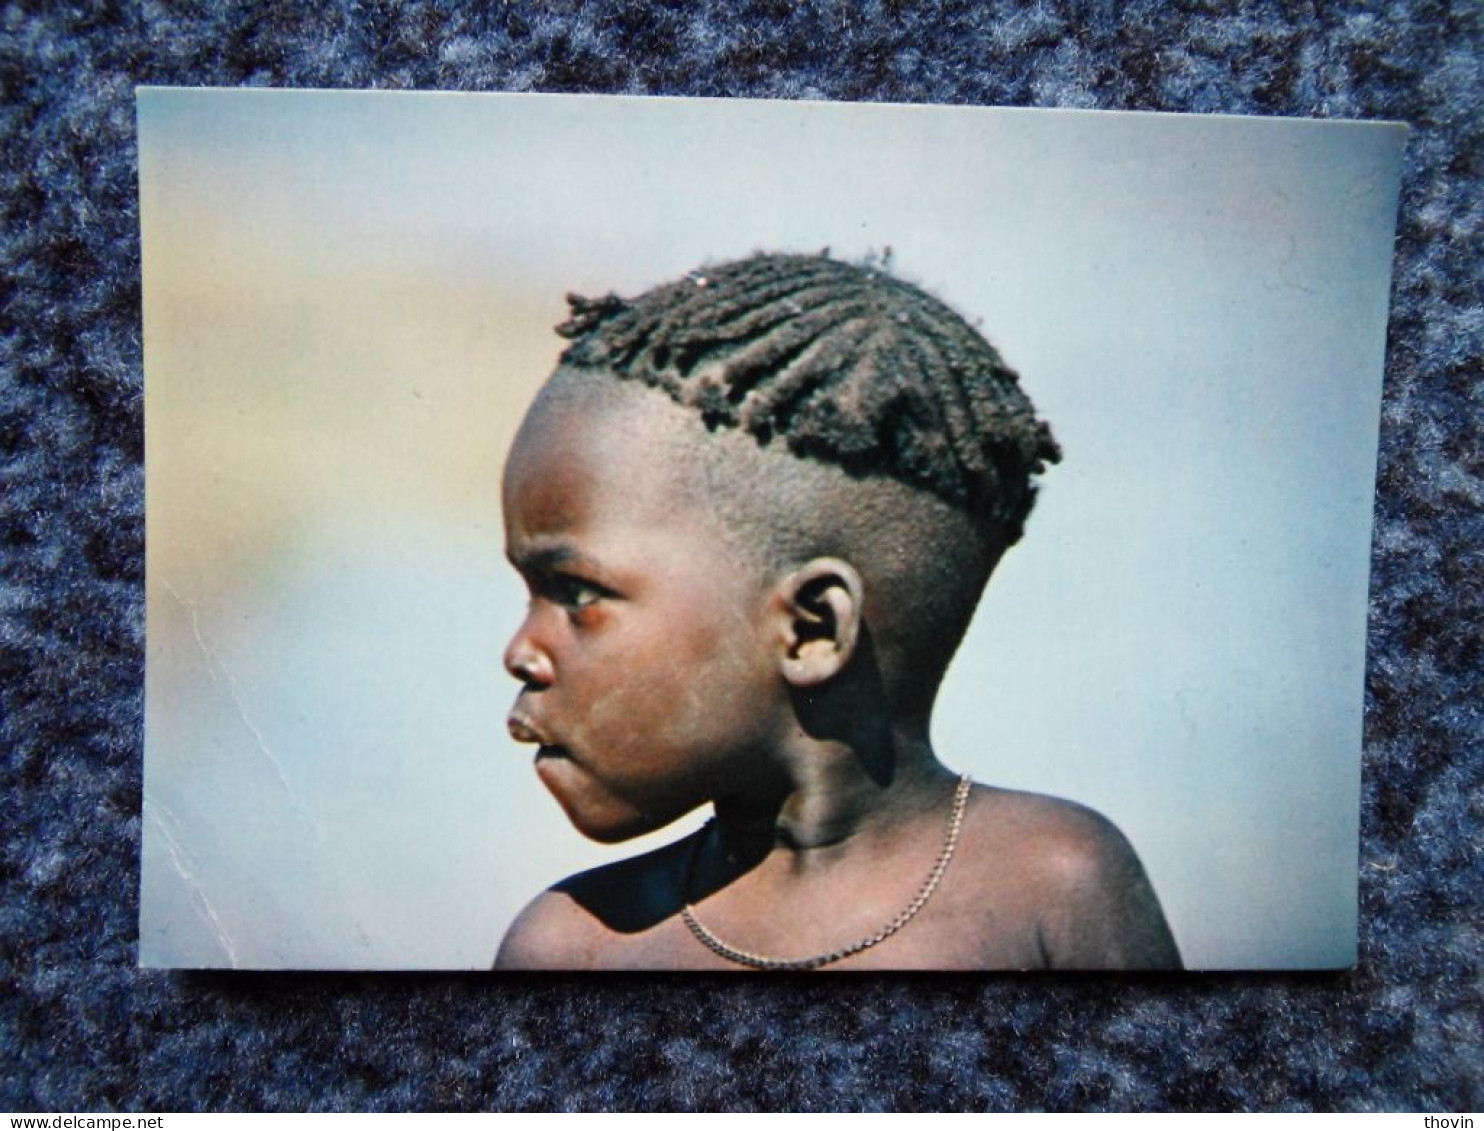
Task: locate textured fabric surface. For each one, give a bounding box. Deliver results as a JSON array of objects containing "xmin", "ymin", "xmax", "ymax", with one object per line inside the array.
[{"xmin": 1, "ymin": 0, "xmax": 1480, "ymax": 1112}]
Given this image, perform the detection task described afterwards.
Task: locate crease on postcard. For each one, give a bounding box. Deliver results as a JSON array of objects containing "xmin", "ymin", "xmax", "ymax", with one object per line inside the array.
[
  {"xmin": 146, "ymin": 799, "xmax": 242, "ymax": 967},
  {"xmin": 157, "ymin": 579, "xmax": 374, "ymax": 953}
]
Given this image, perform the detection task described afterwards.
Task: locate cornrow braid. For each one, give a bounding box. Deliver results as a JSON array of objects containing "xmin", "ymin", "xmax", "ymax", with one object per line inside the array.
[{"xmin": 555, "ymin": 252, "xmax": 1062, "ymax": 541}]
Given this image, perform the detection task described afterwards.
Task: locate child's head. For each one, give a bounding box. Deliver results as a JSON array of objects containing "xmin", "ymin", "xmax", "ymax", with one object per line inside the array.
[
  {"xmin": 503, "ymin": 253, "xmax": 1059, "ymax": 839},
  {"xmin": 555, "ymin": 252, "xmax": 1060, "ymax": 538}
]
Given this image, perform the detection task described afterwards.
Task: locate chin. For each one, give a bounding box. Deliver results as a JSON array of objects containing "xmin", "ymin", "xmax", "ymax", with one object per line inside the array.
[
  {"xmin": 576, "ymin": 820, "xmax": 648, "ymax": 845},
  {"xmin": 566, "ymin": 803, "xmax": 679, "ymax": 844},
  {"xmin": 553, "ymin": 789, "xmax": 686, "ymax": 845},
  {"xmin": 535, "ymin": 756, "xmax": 694, "ymax": 843},
  {"xmin": 538, "ymin": 776, "xmax": 633, "ymax": 843}
]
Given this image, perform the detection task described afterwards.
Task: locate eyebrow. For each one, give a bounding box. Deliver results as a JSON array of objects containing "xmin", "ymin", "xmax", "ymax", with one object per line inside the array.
[{"xmin": 505, "ymin": 540, "xmax": 604, "ymax": 576}]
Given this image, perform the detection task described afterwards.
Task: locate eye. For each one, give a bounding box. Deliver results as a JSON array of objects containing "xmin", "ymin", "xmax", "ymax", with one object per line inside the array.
[{"xmin": 550, "ymin": 574, "xmax": 605, "ymax": 611}]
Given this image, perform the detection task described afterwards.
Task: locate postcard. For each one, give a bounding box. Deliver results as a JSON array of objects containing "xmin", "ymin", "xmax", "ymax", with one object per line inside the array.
[{"xmin": 138, "ymin": 89, "xmax": 1404, "ymax": 970}]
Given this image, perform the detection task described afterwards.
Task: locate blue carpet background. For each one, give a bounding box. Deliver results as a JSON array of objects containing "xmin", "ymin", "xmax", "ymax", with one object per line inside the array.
[{"xmin": 1, "ymin": 0, "xmax": 1480, "ymax": 1112}]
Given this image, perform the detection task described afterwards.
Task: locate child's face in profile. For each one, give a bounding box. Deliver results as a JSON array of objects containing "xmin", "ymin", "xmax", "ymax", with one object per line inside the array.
[{"xmin": 502, "ymin": 387, "xmax": 788, "ymax": 843}]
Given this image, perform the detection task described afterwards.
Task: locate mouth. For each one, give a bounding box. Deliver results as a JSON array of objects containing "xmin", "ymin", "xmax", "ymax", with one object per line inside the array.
[
  {"xmin": 508, "ymin": 711, "xmax": 575, "ymax": 764},
  {"xmin": 507, "ymin": 711, "xmax": 555, "ymax": 746}
]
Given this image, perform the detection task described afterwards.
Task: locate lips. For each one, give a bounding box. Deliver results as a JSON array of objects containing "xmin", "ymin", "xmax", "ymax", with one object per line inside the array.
[
  {"xmin": 507, "ymin": 710, "xmax": 574, "ymax": 761},
  {"xmin": 506, "ymin": 711, "xmax": 554, "ymax": 746}
]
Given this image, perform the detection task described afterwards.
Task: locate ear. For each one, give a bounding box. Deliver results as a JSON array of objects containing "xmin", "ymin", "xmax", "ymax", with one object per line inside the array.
[{"xmin": 773, "ymin": 557, "xmax": 865, "ymax": 688}]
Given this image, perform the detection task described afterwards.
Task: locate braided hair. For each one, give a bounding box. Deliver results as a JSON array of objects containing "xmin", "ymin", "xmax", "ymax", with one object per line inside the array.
[{"xmin": 555, "ymin": 252, "xmax": 1060, "ymax": 543}]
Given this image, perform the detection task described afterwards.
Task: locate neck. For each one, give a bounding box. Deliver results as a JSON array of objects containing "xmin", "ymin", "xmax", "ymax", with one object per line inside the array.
[{"xmin": 709, "ymin": 718, "xmax": 956, "ymax": 869}]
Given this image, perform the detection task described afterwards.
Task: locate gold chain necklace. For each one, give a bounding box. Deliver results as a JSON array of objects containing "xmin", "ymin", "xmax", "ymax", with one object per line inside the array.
[{"xmin": 680, "ymin": 773, "xmax": 973, "ymax": 971}]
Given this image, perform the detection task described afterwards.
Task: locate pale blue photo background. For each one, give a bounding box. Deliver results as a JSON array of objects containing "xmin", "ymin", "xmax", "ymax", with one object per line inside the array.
[{"xmin": 139, "ymin": 90, "xmax": 1402, "ymax": 969}]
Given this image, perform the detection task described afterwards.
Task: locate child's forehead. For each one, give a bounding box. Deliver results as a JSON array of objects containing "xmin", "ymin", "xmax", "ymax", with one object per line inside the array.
[
  {"xmin": 519, "ymin": 379, "xmax": 671, "ymax": 462},
  {"xmin": 509, "ymin": 380, "xmax": 717, "ymax": 513}
]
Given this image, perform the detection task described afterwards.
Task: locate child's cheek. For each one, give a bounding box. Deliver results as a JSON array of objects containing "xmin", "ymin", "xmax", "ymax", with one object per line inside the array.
[
  {"xmin": 577, "ymin": 690, "xmax": 636, "ymax": 749},
  {"xmin": 656, "ymin": 637, "xmax": 769, "ymax": 750}
]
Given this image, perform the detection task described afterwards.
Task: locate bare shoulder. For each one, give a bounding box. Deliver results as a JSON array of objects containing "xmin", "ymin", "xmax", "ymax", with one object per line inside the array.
[
  {"xmin": 493, "ymin": 887, "xmax": 597, "ymax": 969},
  {"xmin": 960, "ymin": 786, "xmax": 1183, "ymax": 970},
  {"xmin": 493, "ymin": 833, "xmax": 697, "ymax": 970},
  {"xmin": 970, "ymin": 787, "xmax": 1141, "ymax": 885}
]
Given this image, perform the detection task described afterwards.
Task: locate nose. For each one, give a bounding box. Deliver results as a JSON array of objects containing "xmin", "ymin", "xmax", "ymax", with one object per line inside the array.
[{"xmin": 504, "ymin": 620, "xmax": 554, "ymax": 688}]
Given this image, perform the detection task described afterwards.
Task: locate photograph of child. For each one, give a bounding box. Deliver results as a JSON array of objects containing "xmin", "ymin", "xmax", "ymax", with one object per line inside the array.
[
  {"xmin": 495, "ymin": 254, "xmax": 1179, "ymax": 970},
  {"xmin": 137, "ymin": 90, "xmax": 1404, "ymax": 971}
]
